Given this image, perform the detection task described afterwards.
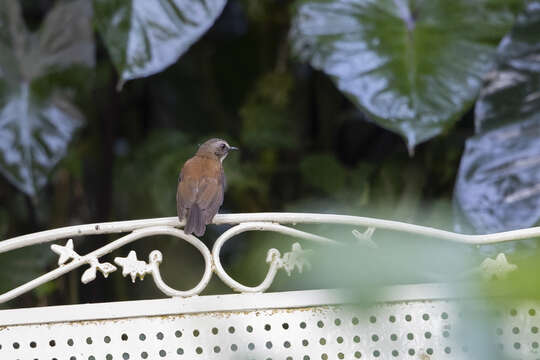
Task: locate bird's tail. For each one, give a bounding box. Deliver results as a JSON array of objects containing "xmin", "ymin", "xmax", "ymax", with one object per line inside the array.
[{"xmin": 184, "ymin": 204, "xmax": 206, "ymax": 236}]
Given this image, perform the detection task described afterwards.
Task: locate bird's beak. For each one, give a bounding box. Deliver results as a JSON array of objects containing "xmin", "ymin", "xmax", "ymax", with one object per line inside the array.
[{"xmin": 229, "ymin": 146, "xmax": 239, "ymax": 151}]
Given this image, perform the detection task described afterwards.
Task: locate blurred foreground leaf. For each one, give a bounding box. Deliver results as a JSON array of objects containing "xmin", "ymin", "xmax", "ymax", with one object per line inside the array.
[
  {"xmin": 454, "ymin": 2, "xmax": 540, "ymax": 234},
  {"xmin": 290, "ymin": 0, "xmax": 523, "ymax": 150},
  {"xmin": 94, "ymin": 0, "xmax": 227, "ymax": 88},
  {"xmin": 0, "ymin": 0, "xmax": 93, "ymax": 196}
]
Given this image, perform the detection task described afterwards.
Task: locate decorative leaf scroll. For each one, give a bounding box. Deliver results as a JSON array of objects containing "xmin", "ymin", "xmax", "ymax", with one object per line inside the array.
[
  {"xmin": 290, "ymin": 0, "xmax": 523, "ymax": 150},
  {"xmin": 268, "ymin": 242, "xmax": 312, "ymax": 276},
  {"xmin": 0, "ymin": 0, "xmax": 94, "ymax": 196},
  {"xmin": 93, "ymin": 0, "xmax": 227, "ymax": 88},
  {"xmin": 454, "ymin": 2, "xmax": 540, "ymax": 233},
  {"xmin": 50, "ymin": 239, "xmax": 78, "ymax": 265},
  {"xmin": 480, "ymin": 253, "xmax": 517, "ymax": 280},
  {"xmin": 5, "ymin": 213, "xmax": 536, "ymax": 304},
  {"xmin": 114, "ymin": 250, "xmax": 153, "ymax": 282},
  {"xmin": 82, "ymin": 259, "xmax": 117, "ymax": 283},
  {"xmin": 352, "ymin": 227, "xmax": 377, "ymax": 248},
  {"xmin": 51, "ymin": 239, "xmax": 117, "ymax": 284}
]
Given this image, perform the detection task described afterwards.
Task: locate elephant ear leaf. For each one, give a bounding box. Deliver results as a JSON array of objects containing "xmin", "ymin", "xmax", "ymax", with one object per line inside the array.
[
  {"xmin": 290, "ymin": 0, "xmax": 524, "ymax": 151},
  {"xmin": 93, "ymin": 0, "xmax": 227, "ymax": 89},
  {"xmin": 454, "ymin": 1, "xmax": 540, "ymax": 234},
  {"xmin": 0, "ymin": 0, "xmax": 94, "ymax": 197}
]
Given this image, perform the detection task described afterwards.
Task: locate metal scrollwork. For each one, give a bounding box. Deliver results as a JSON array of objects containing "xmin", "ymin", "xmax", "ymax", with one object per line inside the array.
[{"xmin": 0, "ymin": 212, "xmax": 532, "ymax": 304}]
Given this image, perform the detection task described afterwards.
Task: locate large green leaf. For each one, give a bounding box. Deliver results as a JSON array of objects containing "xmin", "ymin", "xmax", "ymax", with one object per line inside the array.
[
  {"xmin": 0, "ymin": 0, "xmax": 94, "ymax": 196},
  {"xmin": 93, "ymin": 0, "xmax": 227, "ymax": 88},
  {"xmin": 290, "ymin": 0, "xmax": 523, "ymax": 150},
  {"xmin": 454, "ymin": 1, "xmax": 540, "ymax": 234},
  {"xmin": 475, "ymin": 1, "xmax": 540, "ymax": 133}
]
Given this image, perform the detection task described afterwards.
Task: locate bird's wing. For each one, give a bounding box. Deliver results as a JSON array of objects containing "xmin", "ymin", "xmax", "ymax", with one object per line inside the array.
[
  {"xmin": 177, "ymin": 156, "xmax": 225, "ymax": 224},
  {"xmin": 196, "ymin": 172, "xmax": 225, "ymax": 225},
  {"xmin": 177, "ymin": 160, "xmax": 199, "ymax": 220}
]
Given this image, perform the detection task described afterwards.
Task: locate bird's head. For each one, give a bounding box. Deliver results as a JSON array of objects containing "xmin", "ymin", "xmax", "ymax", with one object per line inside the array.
[{"xmin": 197, "ymin": 138, "xmax": 238, "ymax": 162}]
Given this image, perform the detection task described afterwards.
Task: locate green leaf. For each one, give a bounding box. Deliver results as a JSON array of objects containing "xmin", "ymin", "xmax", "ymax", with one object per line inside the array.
[
  {"xmin": 299, "ymin": 153, "xmax": 371, "ymax": 208},
  {"xmin": 300, "ymin": 153, "xmax": 348, "ymax": 194},
  {"xmin": 0, "ymin": 244, "xmax": 54, "ymax": 295},
  {"xmin": 454, "ymin": 1, "xmax": 540, "ymax": 234},
  {"xmin": 240, "ymin": 72, "xmax": 299, "ymax": 150},
  {"xmin": 93, "ymin": 0, "xmax": 227, "ymax": 88},
  {"xmin": 0, "ymin": 208, "xmax": 7, "ymax": 239},
  {"xmin": 475, "ymin": 1, "xmax": 540, "ymax": 133},
  {"xmin": 290, "ymin": 0, "xmax": 523, "ymax": 151},
  {"xmin": 114, "ymin": 130, "xmax": 193, "ymax": 218},
  {"xmin": 0, "ymin": 0, "xmax": 94, "ymax": 196}
]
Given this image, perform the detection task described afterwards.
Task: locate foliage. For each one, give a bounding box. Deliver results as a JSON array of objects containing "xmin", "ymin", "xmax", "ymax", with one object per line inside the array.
[
  {"xmin": 0, "ymin": 0, "xmax": 93, "ymax": 196},
  {"xmin": 290, "ymin": 0, "xmax": 524, "ymax": 151},
  {"xmin": 455, "ymin": 1, "xmax": 540, "ymax": 234},
  {"xmin": 240, "ymin": 71, "xmax": 298, "ymax": 150},
  {"xmin": 114, "ymin": 131, "xmax": 193, "ymax": 219},
  {"xmin": 300, "ymin": 153, "xmax": 370, "ymax": 203},
  {"xmin": 0, "ymin": 245, "xmax": 53, "ymax": 294},
  {"xmin": 93, "ymin": 0, "xmax": 227, "ymax": 89}
]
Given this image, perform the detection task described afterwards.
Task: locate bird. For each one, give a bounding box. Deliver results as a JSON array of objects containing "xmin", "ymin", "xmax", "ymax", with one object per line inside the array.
[{"xmin": 176, "ymin": 138, "xmax": 238, "ymax": 236}]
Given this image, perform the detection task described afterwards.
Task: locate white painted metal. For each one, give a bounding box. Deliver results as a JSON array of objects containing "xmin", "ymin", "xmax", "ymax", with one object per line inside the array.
[
  {"xmin": 0, "ymin": 213, "xmax": 535, "ymax": 359},
  {"xmin": 0, "ymin": 287, "xmax": 536, "ymax": 360},
  {"xmin": 0, "ymin": 212, "xmax": 524, "ymax": 305},
  {"xmin": 212, "ymin": 222, "xmax": 316, "ymax": 293},
  {"xmin": 4, "ymin": 212, "xmax": 540, "ymax": 253},
  {"xmin": 0, "ymin": 285, "xmax": 483, "ymax": 327}
]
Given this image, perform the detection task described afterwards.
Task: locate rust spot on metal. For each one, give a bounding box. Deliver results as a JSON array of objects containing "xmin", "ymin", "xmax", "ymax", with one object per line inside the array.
[{"xmin": 2, "ymin": 305, "xmax": 342, "ymax": 329}]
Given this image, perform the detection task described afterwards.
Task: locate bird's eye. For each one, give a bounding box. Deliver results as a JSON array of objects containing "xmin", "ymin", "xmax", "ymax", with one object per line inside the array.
[{"xmin": 220, "ymin": 143, "xmax": 226, "ymax": 149}]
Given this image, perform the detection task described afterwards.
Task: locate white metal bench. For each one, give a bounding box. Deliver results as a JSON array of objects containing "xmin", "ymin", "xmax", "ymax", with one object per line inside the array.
[{"xmin": 0, "ymin": 213, "xmax": 534, "ymax": 359}]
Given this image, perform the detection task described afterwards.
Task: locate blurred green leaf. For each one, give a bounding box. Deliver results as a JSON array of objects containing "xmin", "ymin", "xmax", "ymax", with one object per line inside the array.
[
  {"xmin": 93, "ymin": 0, "xmax": 227, "ymax": 88},
  {"xmin": 454, "ymin": 1, "xmax": 540, "ymax": 234},
  {"xmin": 231, "ymin": 222, "xmax": 478, "ymax": 294},
  {"xmin": 0, "ymin": 244, "xmax": 53, "ymax": 294},
  {"xmin": 290, "ymin": 0, "xmax": 523, "ymax": 150},
  {"xmin": 300, "ymin": 153, "xmax": 370, "ymax": 200},
  {"xmin": 0, "ymin": 208, "xmax": 7, "ymax": 238},
  {"xmin": 240, "ymin": 72, "xmax": 299, "ymax": 150},
  {"xmin": 33, "ymin": 281, "xmax": 57, "ymax": 299},
  {"xmin": 300, "ymin": 153, "xmax": 348, "ymax": 193},
  {"xmin": 308, "ymin": 239, "xmax": 476, "ymax": 288},
  {"xmin": 487, "ymin": 250, "xmax": 540, "ymax": 299},
  {"xmin": 114, "ymin": 130, "xmax": 193, "ymax": 218},
  {"xmin": 0, "ymin": 0, "xmax": 93, "ymax": 196}
]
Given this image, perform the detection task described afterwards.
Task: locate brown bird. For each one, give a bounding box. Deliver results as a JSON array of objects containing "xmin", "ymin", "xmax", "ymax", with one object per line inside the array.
[{"xmin": 176, "ymin": 138, "xmax": 238, "ymax": 236}]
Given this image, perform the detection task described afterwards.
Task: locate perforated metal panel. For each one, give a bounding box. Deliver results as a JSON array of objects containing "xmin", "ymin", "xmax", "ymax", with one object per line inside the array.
[{"xmin": 1, "ymin": 292, "xmax": 539, "ymax": 360}]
